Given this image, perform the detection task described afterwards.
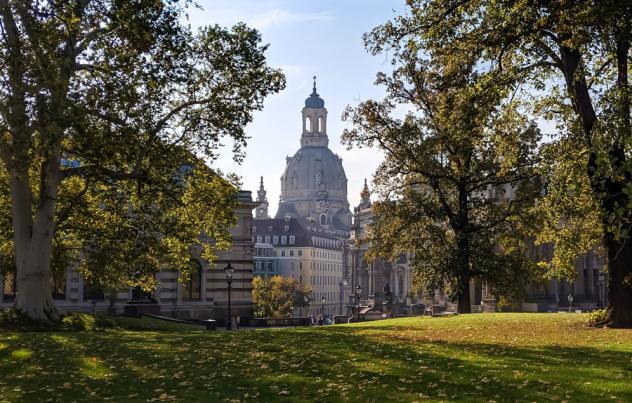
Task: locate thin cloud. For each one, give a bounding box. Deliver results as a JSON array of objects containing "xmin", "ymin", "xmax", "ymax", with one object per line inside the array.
[{"xmin": 249, "ymin": 9, "xmax": 334, "ymax": 29}]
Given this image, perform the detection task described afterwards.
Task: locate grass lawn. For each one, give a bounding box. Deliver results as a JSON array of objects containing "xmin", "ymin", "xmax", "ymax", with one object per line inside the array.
[{"xmin": 1, "ymin": 313, "xmax": 631, "ymax": 402}]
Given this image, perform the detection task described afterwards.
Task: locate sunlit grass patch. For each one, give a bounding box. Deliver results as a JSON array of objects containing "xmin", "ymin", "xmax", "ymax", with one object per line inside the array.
[
  {"xmin": 10, "ymin": 348, "xmax": 32, "ymax": 360},
  {"xmin": 0, "ymin": 314, "xmax": 631, "ymax": 402}
]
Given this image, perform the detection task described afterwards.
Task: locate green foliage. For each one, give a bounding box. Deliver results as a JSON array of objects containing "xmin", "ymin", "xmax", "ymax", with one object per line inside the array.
[
  {"xmin": 61, "ymin": 313, "xmax": 97, "ymax": 331},
  {"xmin": 587, "ymin": 308, "xmax": 611, "ymax": 327},
  {"xmin": 0, "ymin": 1, "xmax": 285, "ymax": 307},
  {"xmin": 527, "ymin": 139, "xmax": 605, "ymax": 279},
  {"xmin": 344, "ymin": 25, "xmax": 542, "ymax": 308},
  {"xmin": 382, "ymin": 0, "xmax": 632, "ymax": 325},
  {"xmin": 252, "ymin": 276, "xmax": 311, "ymax": 318}
]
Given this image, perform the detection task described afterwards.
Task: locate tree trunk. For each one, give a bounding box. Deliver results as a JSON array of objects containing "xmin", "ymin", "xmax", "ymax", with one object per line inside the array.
[
  {"xmin": 606, "ymin": 234, "xmax": 632, "ymax": 328},
  {"xmin": 457, "ymin": 274, "xmax": 472, "ymax": 314},
  {"xmin": 558, "ymin": 40, "xmax": 632, "ymax": 328},
  {"xmin": 9, "ymin": 155, "xmax": 62, "ymax": 321}
]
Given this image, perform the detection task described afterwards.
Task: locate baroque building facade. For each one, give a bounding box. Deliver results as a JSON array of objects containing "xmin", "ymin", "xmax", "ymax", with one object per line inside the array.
[
  {"xmin": 275, "ymin": 79, "xmax": 352, "ymax": 239},
  {"xmin": 253, "ymin": 80, "xmax": 350, "ymax": 314},
  {"xmin": 348, "ymin": 181, "xmax": 607, "ymax": 313},
  {"xmin": 252, "ymin": 216, "xmax": 345, "ymax": 315},
  {"xmin": 1, "ymin": 191, "xmax": 258, "ymax": 323},
  {"xmin": 348, "ymin": 180, "xmax": 415, "ymax": 314}
]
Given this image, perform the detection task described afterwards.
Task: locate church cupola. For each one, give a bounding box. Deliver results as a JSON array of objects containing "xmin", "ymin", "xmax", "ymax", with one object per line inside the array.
[
  {"xmin": 358, "ymin": 178, "xmax": 371, "ymax": 209},
  {"xmin": 255, "ymin": 176, "xmax": 270, "ymax": 219},
  {"xmin": 301, "ymin": 76, "xmax": 328, "ymax": 147}
]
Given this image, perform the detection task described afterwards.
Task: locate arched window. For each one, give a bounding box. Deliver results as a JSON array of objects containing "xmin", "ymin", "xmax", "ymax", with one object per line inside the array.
[
  {"xmin": 305, "ymin": 116, "xmax": 311, "ymax": 132},
  {"xmin": 182, "ymin": 260, "xmax": 202, "ymax": 300},
  {"xmin": 320, "ymin": 214, "xmax": 327, "ymax": 225}
]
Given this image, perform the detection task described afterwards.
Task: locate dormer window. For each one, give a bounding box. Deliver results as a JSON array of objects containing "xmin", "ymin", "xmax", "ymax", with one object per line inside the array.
[
  {"xmin": 290, "ymin": 236, "xmax": 295, "ymax": 244},
  {"xmin": 268, "ymin": 226, "xmax": 273, "ymax": 232},
  {"xmin": 281, "ymin": 236, "xmax": 287, "ymax": 245},
  {"xmin": 252, "ymin": 226, "xmax": 256, "ymax": 232},
  {"xmin": 273, "ymin": 236, "xmax": 279, "ymax": 245},
  {"xmin": 284, "ymin": 226, "xmax": 289, "ymax": 231}
]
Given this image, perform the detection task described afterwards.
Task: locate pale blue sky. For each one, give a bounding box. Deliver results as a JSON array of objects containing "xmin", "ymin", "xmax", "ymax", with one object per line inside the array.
[{"xmin": 187, "ymin": 0, "xmax": 406, "ymax": 214}]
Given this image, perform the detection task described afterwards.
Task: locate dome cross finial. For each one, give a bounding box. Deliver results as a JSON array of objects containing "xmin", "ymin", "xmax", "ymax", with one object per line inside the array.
[{"xmin": 312, "ymin": 75, "xmax": 317, "ymax": 94}]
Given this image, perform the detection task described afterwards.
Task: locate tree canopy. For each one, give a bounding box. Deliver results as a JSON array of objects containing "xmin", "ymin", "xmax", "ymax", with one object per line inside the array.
[
  {"xmin": 0, "ymin": 0, "xmax": 285, "ymax": 320},
  {"xmin": 252, "ymin": 276, "xmax": 311, "ymax": 318},
  {"xmin": 361, "ymin": 0, "xmax": 631, "ymax": 326},
  {"xmin": 343, "ymin": 40, "xmax": 541, "ymax": 312}
]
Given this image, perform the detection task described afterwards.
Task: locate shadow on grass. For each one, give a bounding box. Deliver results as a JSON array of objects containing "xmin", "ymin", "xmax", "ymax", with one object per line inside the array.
[{"xmin": 0, "ymin": 327, "xmax": 630, "ymax": 402}]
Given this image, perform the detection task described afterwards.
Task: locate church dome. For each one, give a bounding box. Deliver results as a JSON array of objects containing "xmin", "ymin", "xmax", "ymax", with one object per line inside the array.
[
  {"xmin": 304, "ymin": 76, "xmax": 325, "ymax": 109},
  {"xmin": 275, "ymin": 78, "xmax": 352, "ymax": 237},
  {"xmin": 305, "ymin": 91, "xmax": 325, "ymax": 109},
  {"xmin": 281, "ymin": 145, "xmax": 347, "ymax": 202}
]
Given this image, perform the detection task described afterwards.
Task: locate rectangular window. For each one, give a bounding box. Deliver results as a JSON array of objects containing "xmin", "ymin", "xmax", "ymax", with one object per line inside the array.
[
  {"xmin": 257, "ymin": 236, "xmax": 262, "ymax": 243},
  {"xmin": 83, "ymin": 282, "xmax": 105, "ymax": 302},
  {"xmin": 2, "ymin": 270, "xmax": 16, "ymax": 302},
  {"xmin": 298, "ymin": 250, "xmax": 302, "ymax": 256},
  {"xmin": 290, "ymin": 250, "xmax": 294, "ymax": 257},
  {"xmin": 51, "ymin": 272, "xmax": 66, "ymax": 300},
  {"xmin": 273, "ymin": 236, "xmax": 279, "ymax": 245},
  {"xmin": 290, "ymin": 236, "xmax": 295, "ymax": 244},
  {"xmin": 281, "ymin": 251, "xmax": 286, "ymax": 257},
  {"xmin": 182, "ymin": 261, "xmax": 202, "ymax": 300},
  {"xmin": 265, "ymin": 236, "xmax": 270, "ymax": 244},
  {"xmin": 281, "ymin": 236, "xmax": 287, "ymax": 245}
]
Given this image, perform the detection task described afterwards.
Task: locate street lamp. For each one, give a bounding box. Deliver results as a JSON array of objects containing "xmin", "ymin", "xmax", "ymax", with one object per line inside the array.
[
  {"xmin": 598, "ymin": 272, "xmax": 606, "ymax": 307},
  {"xmin": 224, "ymin": 263, "xmax": 234, "ymax": 330},
  {"xmin": 304, "ymin": 295, "xmax": 309, "ymax": 317},
  {"xmin": 567, "ymin": 293, "xmax": 574, "ymax": 313},
  {"xmin": 356, "ymin": 285, "xmax": 362, "ymax": 321}
]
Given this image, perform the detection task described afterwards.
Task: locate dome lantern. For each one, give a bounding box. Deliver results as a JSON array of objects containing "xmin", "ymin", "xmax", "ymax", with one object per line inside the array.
[{"xmin": 301, "ymin": 76, "xmax": 328, "ymax": 147}]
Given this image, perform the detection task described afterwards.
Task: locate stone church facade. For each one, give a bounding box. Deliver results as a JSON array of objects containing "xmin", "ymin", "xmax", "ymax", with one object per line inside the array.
[
  {"xmin": 253, "ymin": 80, "xmax": 352, "ymax": 312},
  {"xmin": 275, "ymin": 79, "xmax": 353, "ymax": 239}
]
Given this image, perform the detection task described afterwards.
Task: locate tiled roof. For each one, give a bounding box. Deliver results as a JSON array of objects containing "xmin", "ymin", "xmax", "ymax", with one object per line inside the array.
[{"xmin": 251, "ymin": 218, "xmax": 342, "ymax": 250}]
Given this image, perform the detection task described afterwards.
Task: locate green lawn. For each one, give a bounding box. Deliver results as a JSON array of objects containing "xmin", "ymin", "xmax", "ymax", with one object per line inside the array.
[{"xmin": 1, "ymin": 313, "xmax": 631, "ymax": 402}]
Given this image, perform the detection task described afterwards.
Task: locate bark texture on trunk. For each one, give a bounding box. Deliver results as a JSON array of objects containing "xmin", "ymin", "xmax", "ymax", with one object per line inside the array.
[
  {"xmin": 558, "ymin": 33, "xmax": 632, "ymax": 328},
  {"xmin": 457, "ymin": 276, "xmax": 472, "ymax": 314},
  {"xmin": 606, "ymin": 235, "xmax": 632, "ymax": 328},
  {"xmin": 9, "ymin": 156, "xmax": 62, "ymax": 321}
]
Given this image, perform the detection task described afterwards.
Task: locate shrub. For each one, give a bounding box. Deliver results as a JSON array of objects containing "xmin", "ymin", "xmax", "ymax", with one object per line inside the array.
[
  {"xmin": 587, "ymin": 308, "xmax": 610, "ymax": 327},
  {"xmin": 61, "ymin": 313, "xmax": 97, "ymax": 331}
]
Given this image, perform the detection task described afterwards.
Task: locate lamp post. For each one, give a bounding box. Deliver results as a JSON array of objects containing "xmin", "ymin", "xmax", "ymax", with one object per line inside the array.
[
  {"xmin": 356, "ymin": 285, "xmax": 362, "ymax": 321},
  {"xmin": 304, "ymin": 295, "xmax": 309, "ymax": 317},
  {"xmin": 567, "ymin": 293, "xmax": 574, "ymax": 313},
  {"xmin": 224, "ymin": 263, "xmax": 234, "ymax": 330},
  {"xmin": 597, "ymin": 272, "xmax": 605, "ymax": 308},
  {"xmin": 321, "ymin": 296, "xmax": 326, "ymax": 317}
]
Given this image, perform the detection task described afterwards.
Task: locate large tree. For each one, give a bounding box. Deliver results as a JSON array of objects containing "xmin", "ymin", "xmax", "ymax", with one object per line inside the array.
[
  {"xmin": 0, "ymin": 0, "xmax": 285, "ymax": 320},
  {"xmin": 369, "ymin": 0, "xmax": 632, "ymax": 326},
  {"xmin": 343, "ymin": 49, "xmax": 541, "ymax": 312}
]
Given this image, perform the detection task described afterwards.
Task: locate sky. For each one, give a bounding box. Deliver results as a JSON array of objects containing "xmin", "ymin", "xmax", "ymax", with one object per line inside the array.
[{"xmin": 186, "ymin": 0, "xmax": 407, "ymax": 215}]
